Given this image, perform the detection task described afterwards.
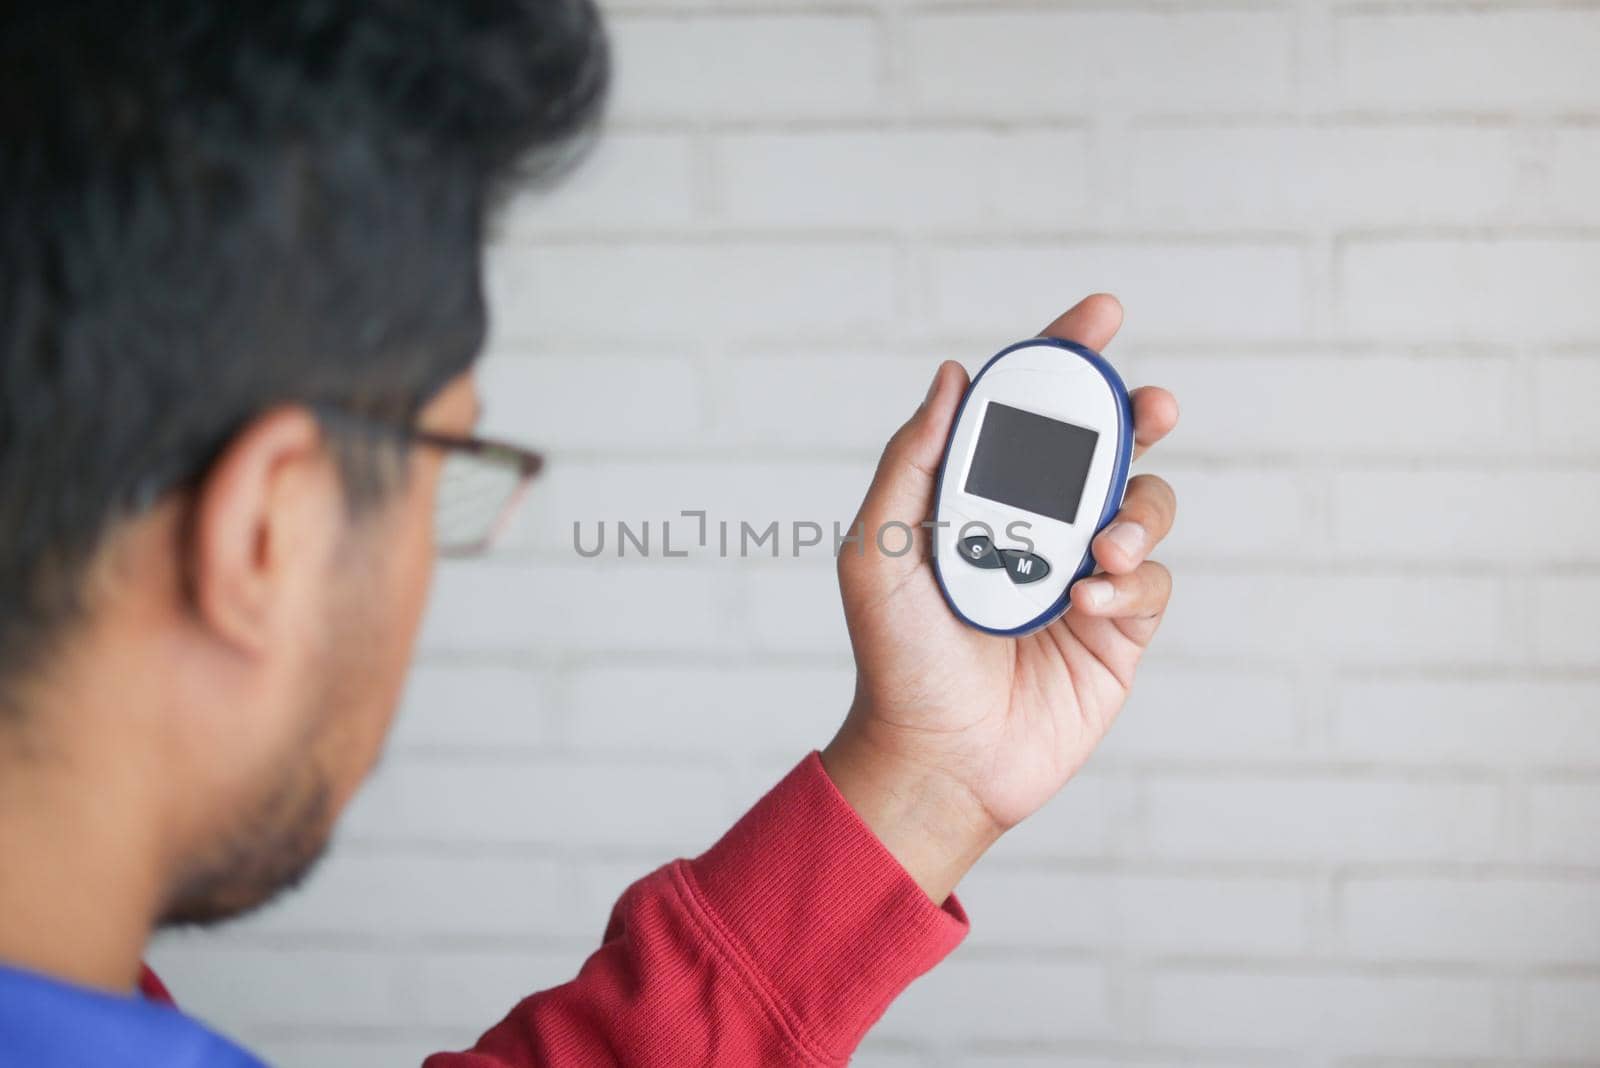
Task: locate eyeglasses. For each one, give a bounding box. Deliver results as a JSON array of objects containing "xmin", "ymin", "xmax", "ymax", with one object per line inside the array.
[
  {"xmin": 412, "ymin": 427, "xmax": 544, "ymax": 557},
  {"xmin": 316, "ymin": 406, "xmax": 544, "ymax": 558}
]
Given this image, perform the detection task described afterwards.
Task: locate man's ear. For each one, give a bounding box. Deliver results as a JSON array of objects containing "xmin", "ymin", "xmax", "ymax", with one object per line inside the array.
[{"xmin": 185, "ymin": 406, "xmax": 342, "ymax": 654}]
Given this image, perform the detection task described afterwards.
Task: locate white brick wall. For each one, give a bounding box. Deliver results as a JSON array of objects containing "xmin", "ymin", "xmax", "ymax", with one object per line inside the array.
[{"xmin": 150, "ymin": 1, "xmax": 1600, "ymax": 1065}]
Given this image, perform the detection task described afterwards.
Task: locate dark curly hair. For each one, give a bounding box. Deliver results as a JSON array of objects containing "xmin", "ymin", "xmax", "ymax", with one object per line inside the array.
[{"xmin": 0, "ymin": 0, "xmax": 609, "ymax": 689}]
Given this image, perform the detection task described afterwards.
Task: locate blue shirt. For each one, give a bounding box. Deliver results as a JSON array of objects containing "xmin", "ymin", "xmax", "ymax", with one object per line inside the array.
[{"xmin": 0, "ymin": 962, "xmax": 264, "ymax": 1068}]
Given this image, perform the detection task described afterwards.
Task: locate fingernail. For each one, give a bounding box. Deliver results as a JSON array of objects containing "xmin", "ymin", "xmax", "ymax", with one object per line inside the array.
[
  {"xmin": 1077, "ymin": 580, "xmax": 1113, "ymax": 609},
  {"xmin": 923, "ymin": 366, "xmax": 942, "ymax": 406},
  {"xmin": 1104, "ymin": 521, "xmax": 1146, "ymax": 558}
]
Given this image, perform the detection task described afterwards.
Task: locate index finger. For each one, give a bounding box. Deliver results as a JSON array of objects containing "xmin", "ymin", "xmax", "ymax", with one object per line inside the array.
[{"xmin": 1039, "ymin": 293, "xmax": 1124, "ymax": 352}]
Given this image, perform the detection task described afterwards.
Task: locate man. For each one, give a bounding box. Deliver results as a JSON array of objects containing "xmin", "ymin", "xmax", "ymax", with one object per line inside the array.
[{"xmin": 0, "ymin": 2, "xmax": 1179, "ymax": 1065}]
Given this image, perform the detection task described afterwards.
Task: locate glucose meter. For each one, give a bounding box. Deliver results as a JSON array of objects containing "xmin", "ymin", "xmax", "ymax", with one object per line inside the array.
[{"xmin": 931, "ymin": 338, "xmax": 1133, "ymax": 637}]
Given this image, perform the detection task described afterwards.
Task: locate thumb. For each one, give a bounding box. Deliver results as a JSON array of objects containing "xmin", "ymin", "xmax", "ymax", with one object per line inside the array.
[{"xmin": 846, "ymin": 361, "xmax": 969, "ymax": 573}]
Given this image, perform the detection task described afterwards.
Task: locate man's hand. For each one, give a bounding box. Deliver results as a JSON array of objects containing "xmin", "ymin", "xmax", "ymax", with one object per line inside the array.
[{"xmin": 822, "ymin": 294, "xmax": 1179, "ymax": 902}]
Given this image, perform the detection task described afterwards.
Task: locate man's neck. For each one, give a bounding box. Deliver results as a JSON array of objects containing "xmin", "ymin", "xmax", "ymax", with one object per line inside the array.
[{"xmin": 0, "ymin": 747, "xmax": 166, "ymax": 994}]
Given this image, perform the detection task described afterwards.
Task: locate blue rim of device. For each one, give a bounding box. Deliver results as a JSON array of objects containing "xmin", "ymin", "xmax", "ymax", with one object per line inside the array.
[{"xmin": 930, "ymin": 337, "xmax": 1135, "ymax": 638}]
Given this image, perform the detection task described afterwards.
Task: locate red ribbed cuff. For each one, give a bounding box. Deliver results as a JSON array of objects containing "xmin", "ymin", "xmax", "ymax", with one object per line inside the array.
[{"xmin": 678, "ymin": 752, "xmax": 967, "ymax": 1065}]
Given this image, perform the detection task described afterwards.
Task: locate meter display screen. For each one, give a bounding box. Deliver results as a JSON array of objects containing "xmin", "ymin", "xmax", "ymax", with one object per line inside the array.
[{"xmin": 962, "ymin": 401, "xmax": 1099, "ymax": 525}]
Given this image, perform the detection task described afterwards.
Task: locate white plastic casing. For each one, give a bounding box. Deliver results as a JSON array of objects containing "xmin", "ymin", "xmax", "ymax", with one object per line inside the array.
[{"xmin": 931, "ymin": 339, "xmax": 1133, "ymax": 636}]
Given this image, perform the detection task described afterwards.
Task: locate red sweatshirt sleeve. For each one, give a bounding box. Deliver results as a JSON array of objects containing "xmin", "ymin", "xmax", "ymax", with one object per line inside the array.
[
  {"xmin": 137, "ymin": 963, "xmax": 176, "ymax": 1005},
  {"xmin": 423, "ymin": 752, "xmax": 968, "ymax": 1067}
]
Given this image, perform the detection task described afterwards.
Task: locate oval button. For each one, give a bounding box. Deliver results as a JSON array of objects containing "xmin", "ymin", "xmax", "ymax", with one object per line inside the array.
[
  {"xmin": 1000, "ymin": 549, "xmax": 1051, "ymax": 585},
  {"xmin": 958, "ymin": 535, "xmax": 1005, "ymax": 569}
]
